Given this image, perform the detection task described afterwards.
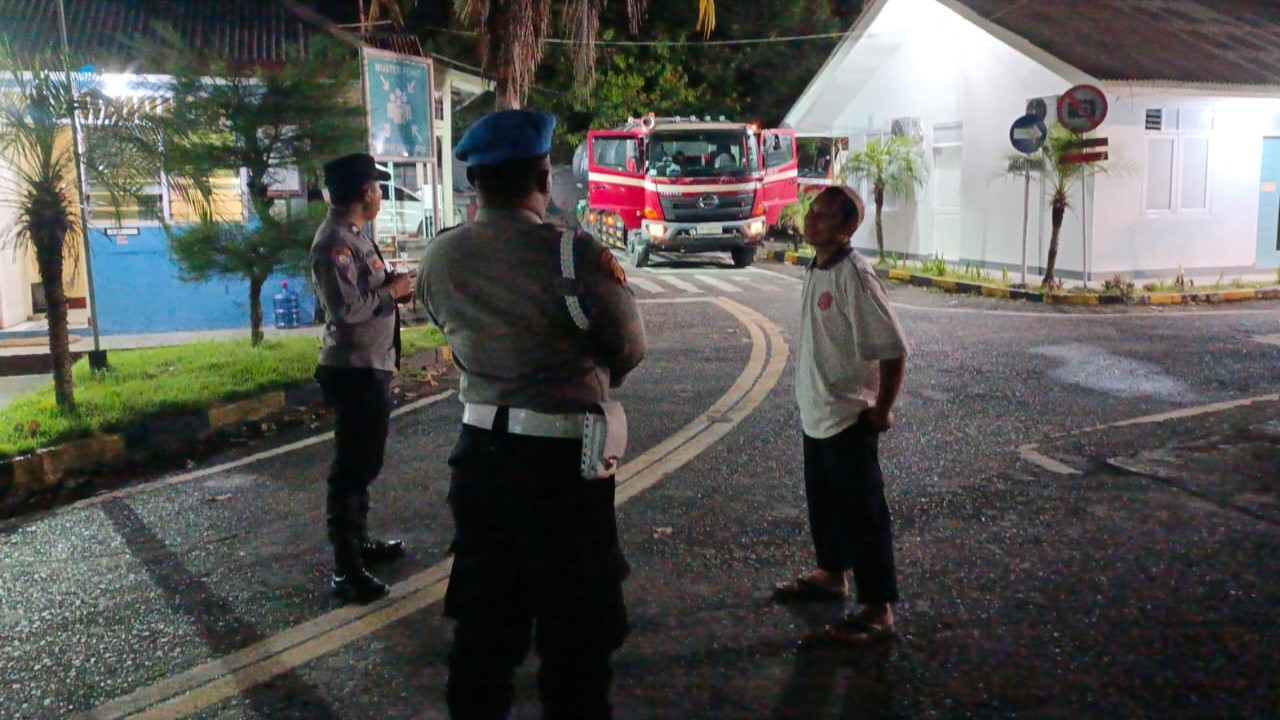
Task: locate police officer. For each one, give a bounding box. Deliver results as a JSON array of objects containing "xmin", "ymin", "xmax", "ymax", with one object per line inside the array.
[
  {"xmin": 417, "ymin": 110, "xmax": 646, "ymax": 719},
  {"xmin": 311, "ymin": 153, "xmax": 414, "ymax": 604}
]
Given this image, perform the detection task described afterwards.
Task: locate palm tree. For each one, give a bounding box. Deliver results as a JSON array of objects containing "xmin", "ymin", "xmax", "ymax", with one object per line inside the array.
[
  {"xmin": 361, "ymin": 0, "xmax": 418, "ymax": 28},
  {"xmin": 0, "ymin": 49, "xmax": 138, "ymax": 410},
  {"xmin": 1006, "ymin": 124, "xmax": 1108, "ymax": 289},
  {"xmin": 839, "ymin": 135, "xmax": 927, "ymax": 263},
  {"xmin": 0, "ymin": 52, "xmax": 89, "ymax": 407},
  {"xmin": 453, "ymin": 0, "xmax": 716, "ymax": 109}
]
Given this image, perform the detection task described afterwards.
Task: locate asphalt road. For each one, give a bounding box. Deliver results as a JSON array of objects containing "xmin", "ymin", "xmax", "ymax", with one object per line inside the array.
[{"xmin": 2, "ymin": 252, "xmax": 1278, "ymax": 720}]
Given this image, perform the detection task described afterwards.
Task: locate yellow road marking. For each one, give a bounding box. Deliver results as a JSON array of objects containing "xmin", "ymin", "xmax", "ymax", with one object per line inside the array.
[{"xmin": 76, "ymin": 297, "xmax": 788, "ymax": 720}]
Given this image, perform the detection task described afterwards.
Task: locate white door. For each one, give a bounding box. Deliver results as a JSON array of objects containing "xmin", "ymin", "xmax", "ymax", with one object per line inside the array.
[{"xmin": 932, "ymin": 143, "xmax": 962, "ymax": 261}]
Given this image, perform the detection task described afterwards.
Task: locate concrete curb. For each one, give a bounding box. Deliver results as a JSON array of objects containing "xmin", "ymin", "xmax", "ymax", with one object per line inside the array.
[
  {"xmin": 0, "ymin": 346, "xmax": 454, "ymax": 518},
  {"xmin": 855, "ymin": 266, "xmax": 1280, "ymax": 307}
]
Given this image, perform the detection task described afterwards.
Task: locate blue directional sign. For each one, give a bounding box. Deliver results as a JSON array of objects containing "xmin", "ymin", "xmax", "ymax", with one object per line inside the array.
[
  {"xmin": 1010, "ymin": 114, "xmax": 1048, "ymax": 154},
  {"xmin": 363, "ymin": 48, "xmax": 435, "ymax": 161}
]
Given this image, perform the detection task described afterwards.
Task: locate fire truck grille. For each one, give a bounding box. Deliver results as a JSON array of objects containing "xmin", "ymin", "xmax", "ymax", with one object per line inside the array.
[{"xmin": 660, "ymin": 193, "xmax": 754, "ymax": 222}]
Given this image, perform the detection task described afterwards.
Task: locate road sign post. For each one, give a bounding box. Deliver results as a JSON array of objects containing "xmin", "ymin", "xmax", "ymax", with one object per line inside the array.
[
  {"xmin": 1056, "ymin": 85, "xmax": 1109, "ymax": 289},
  {"xmin": 1010, "ymin": 115, "xmax": 1048, "ymax": 286}
]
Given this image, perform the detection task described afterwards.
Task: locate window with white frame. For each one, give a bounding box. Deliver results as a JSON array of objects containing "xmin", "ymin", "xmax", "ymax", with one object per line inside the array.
[{"xmin": 1144, "ymin": 108, "xmax": 1212, "ymax": 214}]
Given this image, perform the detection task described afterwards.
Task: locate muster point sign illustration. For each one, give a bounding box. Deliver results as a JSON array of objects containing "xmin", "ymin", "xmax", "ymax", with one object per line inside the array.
[
  {"xmin": 362, "ymin": 48, "xmax": 436, "ymax": 162},
  {"xmin": 1056, "ymin": 84, "xmax": 1108, "ymax": 134}
]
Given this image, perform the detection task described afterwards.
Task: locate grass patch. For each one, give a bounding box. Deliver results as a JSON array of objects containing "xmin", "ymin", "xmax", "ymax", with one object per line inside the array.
[
  {"xmin": 0, "ymin": 326, "xmax": 444, "ymax": 459},
  {"xmin": 908, "ymin": 256, "xmax": 1012, "ymax": 287}
]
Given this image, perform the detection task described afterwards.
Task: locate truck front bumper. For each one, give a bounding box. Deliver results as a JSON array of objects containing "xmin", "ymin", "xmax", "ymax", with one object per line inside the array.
[{"xmin": 638, "ymin": 217, "xmax": 767, "ymax": 251}]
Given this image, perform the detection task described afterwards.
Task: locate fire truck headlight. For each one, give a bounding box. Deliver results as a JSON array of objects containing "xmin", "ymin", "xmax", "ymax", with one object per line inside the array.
[
  {"xmin": 647, "ymin": 223, "xmax": 667, "ymax": 239},
  {"xmin": 746, "ymin": 220, "xmax": 766, "ymax": 237}
]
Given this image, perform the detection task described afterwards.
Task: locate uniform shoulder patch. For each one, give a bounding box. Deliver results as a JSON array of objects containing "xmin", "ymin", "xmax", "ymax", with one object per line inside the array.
[
  {"xmin": 332, "ymin": 247, "xmax": 354, "ymax": 267},
  {"xmin": 599, "ymin": 247, "xmax": 627, "ymax": 285}
]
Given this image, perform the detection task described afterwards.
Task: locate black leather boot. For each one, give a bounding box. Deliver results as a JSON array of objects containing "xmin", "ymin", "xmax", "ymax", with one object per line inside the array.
[
  {"xmin": 331, "ymin": 538, "xmax": 390, "ymax": 604},
  {"xmin": 360, "ymin": 539, "xmax": 407, "ymax": 563},
  {"xmin": 355, "ymin": 496, "xmax": 406, "ymax": 563},
  {"xmin": 329, "ymin": 496, "xmax": 389, "ymax": 604}
]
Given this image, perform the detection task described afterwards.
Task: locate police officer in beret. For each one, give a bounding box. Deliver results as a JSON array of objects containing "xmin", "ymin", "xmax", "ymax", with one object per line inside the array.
[
  {"xmin": 311, "ymin": 153, "xmax": 414, "ymax": 604},
  {"xmin": 417, "ymin": 110, "xmax": 646, "ymax": 719}
]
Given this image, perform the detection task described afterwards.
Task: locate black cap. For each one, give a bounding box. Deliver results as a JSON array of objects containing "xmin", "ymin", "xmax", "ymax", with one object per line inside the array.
[{"xmin": 322, "ymin": 153, "xmax": 390, "ymax": 193}]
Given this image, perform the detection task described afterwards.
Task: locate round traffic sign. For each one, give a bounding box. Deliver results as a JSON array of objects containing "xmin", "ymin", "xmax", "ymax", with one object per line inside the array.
[
  {"xmin": 1056, "ymin": 84, "xmax": 1108, "ymax": 134},
  {"xmin": 1027, "ymin": 97, "xmax": 1049, "ymax": 121},
  {"xmin": 1009, "ymin": 114, "xmax": 1048, "ymax": 154}
]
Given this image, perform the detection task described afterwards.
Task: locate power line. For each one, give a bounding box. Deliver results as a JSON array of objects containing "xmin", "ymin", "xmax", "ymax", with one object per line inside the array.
[{"xmin": 426, "ymin": 26, "xmax": 847, "ymax": 46}]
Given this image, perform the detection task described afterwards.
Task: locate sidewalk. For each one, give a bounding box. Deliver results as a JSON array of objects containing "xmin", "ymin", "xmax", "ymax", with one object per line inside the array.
[
  {"xmin": 0, "ymin": 324, "xmax": 323, "ymax": 358},
  {"xmin": 0, "ymin": 324, "xmax": 325, "ymax": 388},
  {"xmin": 0, "ymin": 374, "xmax": 50, "ymax": 411}
]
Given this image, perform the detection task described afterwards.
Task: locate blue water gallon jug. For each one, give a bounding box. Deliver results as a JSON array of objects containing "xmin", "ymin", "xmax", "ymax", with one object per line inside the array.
[{"xmin": 273, "ymin": 281, "xmax": 300, "ymax": 329}]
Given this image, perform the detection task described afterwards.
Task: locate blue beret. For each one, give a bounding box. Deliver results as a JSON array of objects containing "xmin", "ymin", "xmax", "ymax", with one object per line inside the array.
[{"xmin": 455, "ymin": 110, "xmax": 556, "ymax": 165}]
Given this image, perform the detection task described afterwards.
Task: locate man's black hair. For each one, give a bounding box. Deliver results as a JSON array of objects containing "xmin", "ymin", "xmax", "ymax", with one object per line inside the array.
[
  {"xmin": 328, "ymin": 180, "xmax": 373, "ymax": 207},
  {"xmin": 470, "ymin": 154, "xmax": 549, "ymax": 202},
  {"xmin": 818, "ymin": 186, "xmax": 860, "ymax": 227}
]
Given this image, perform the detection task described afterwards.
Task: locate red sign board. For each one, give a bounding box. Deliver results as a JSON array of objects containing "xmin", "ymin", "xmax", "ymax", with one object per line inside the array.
[
  {"xmin": 1059, "ymin": 150, "xmax": 1109, "ymax": 165},
  {"xmin": 1057, "ymin": 85, "xmax": 1108, "ymax": 134}
]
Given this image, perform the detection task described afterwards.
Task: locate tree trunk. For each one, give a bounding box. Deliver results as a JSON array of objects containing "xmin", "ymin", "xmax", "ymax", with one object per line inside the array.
[
  {"xmin": 495, "ymin": 78, "xmax": 520, "ymax": 110},
  {"xmin": 874, "ymin": 185, "xmax": 886, "ymax": 263},
  {"xmin": 36, "ymin": 245, "xmax": 76, "ymax": 412},
  {"xmin": 249, "ymin": 275, "xmax": 266, "ymax": 346},
  {"xmin": 1043, "ymin": 199, "xmax": 1067, "ymax": 288}
]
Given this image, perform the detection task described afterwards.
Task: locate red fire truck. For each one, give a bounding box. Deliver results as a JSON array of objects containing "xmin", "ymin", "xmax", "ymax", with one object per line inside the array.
[{"xmin": 576, "ymin": 114, "xmax": 798, "ymax": 268}]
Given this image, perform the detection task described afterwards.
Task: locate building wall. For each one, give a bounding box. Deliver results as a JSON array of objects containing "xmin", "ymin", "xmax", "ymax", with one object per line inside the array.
[
  {"xmin": 823, "ymin": 0, "xmax": 1079, "ymax": 272},
  {"xmin": 0, "ymin": 156, "xmax": 31, "ymax": 327},
  {"xmin": 795, "ymin": 0, "xmax": 1280, "ymax": 278},
  {"xmin": 1091, "ymin": 92, "xmax": 1280, "ymax": 276},
  {"xmin": 88, "ymin": 228, "xmax": 314, "ymax": 335}
]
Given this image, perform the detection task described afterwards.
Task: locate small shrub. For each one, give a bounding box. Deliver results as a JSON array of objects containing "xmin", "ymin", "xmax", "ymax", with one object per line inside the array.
[{"xmin": 1103, "ymin": 273, "xmax": 1135, "ymax": 297}]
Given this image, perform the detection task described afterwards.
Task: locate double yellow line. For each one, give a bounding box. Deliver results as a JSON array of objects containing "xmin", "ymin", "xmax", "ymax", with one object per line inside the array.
[{"xmin": 77, "ymin": 296, "xmax": 788, "ymax": 720}]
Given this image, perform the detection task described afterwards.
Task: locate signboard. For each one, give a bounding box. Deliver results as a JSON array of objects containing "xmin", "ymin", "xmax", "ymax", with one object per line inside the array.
[
  {"xmin": 1059, "ymin": 151, "xmax": 1109, "ymax": 165},
  {"xmin": 265, "ymin": 166, "xmax": 305, "ymax": 197},
  {"xmin": 101, "ymin": 227, "xmax": 139, "ymax": 245},
  {"xmin": 1009, "ymin": 114, "xmax": 1048, "ymax": 154},
  {"xmin": 1058, "ymin": 136, "xmax": 1109, "ymax": 165},
  {"xmin": 1056, "ymin": 84, "xmax": 1108, "ymax": 134},
  {"xmin": 1026, "ymin": 97, "xmax": 1049, "ymax": 121},
  {"xmin": 362, "ymin": 48, "xmax": 435, "ymax": 162}
]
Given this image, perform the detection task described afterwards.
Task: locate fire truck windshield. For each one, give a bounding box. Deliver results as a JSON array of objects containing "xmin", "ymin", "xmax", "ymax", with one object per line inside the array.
[{"xmin": 645, "ymin": 129, "xmax": 757, "ymax": 178}]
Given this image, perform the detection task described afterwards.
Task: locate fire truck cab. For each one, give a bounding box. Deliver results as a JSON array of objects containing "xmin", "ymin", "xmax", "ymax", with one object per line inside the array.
[{"xmin": 577, "ymin": 114, "xmax": 798, "ymax": 268}]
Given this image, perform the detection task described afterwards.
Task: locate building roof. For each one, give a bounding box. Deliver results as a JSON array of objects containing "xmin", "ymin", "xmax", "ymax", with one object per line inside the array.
[
  {"xmin": 0, "ymin": 0, "xmax": 423, "ymax": 71},
  {"xmin": 953, "ymin": 0, "xmax": 1280, "ymax": 87}
]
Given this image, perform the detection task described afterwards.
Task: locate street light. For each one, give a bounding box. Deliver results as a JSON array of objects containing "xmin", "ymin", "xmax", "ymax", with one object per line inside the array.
[{"xmin": 56, "ymin": 0, "xmax": 106, "ymax": 369}]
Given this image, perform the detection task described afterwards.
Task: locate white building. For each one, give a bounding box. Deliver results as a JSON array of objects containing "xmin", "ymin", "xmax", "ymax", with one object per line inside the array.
[{"xmin": 784, "ymin": 0, "xmax": 1280, "ymax": 281}]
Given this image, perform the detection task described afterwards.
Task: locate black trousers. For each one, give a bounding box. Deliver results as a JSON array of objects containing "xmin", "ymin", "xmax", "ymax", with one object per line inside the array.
[
  {"xmin": 803, "ymin": 422, "xmax": 899, "ymax": 605},
  {"xmin": 444, "ymin": 423, "xmax": 630, "ymax": 720},
  {"xmin": 315, "ymin": 366, "xmax": 393, "ymax": 562}
]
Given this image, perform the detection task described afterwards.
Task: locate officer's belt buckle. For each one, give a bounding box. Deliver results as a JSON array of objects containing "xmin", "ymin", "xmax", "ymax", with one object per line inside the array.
[{"xmin": 462, "ymin": 403, "xmax": 582, "ymax": 439}]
